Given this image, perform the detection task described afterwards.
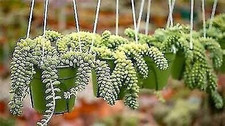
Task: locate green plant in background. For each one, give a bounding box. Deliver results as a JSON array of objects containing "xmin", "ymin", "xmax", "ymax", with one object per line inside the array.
[
  {"xmin": 206, "ymin": 14, "xmax": 225, "ymax": 73},
  {"xmin": 94, "ymin": 114, "xmax": 139, "ymax": 126},
  {"xmin": 124, "ymin": 24, "xmax": 224, "ymax": 109},
  {"xmin": 0, "ymin": 117, "xmax": 15, "ymax": 126},
  {"xmin": 164, "ymin": 99, "xmax": 199, "ymax": 126}
]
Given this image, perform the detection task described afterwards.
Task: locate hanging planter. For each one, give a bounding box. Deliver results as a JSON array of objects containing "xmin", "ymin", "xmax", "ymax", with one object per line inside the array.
[
  {"xmin": 125, "ymin": 25, "xmax": 224, "ymax": 109},
  {"xmin": 30, "ymin": 67, "xmax": 77, "ymax": 114},
  {"xmin": 57, "ymin": 31, "xmax": 115, "ymax": 105},
  {"xmin": 117, "ymin": 43, "xmax": 169, "ymax": 89},
  {"xmin": 139, "ymin": 53, "xmax": 175, "ymax": 90},
  {"xmin": 9, "ymin": 31, "xmax": 115, "ymax": 125}
]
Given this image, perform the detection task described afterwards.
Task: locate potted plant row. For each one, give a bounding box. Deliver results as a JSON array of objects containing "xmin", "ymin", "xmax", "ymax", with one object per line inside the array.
[
  {"xmin": 9, "ymin": 30, "xmax": 170, "ymax": 125},
  {"xmin": 124, "ymin": 24, "xmax": 224, "ymax": 109}
]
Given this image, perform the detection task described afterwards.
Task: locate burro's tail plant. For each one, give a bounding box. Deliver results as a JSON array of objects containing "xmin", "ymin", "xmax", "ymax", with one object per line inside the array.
[
  {"xmin": 9, "ymin": 30, "xmax": 117, "ymax": 125},
  {"xmin": 10, "ymin": 36, "xmax": 62, "ymax": 125},
  {"xmin": 183, "ymin": 39, "xmax": 223, "ymax": 108},
  {"xmin": 125, "ymin": 25, "xmax": 224, "ymax": 109},
  {"xmin": 205, "ymin": 14, "xmax": 225, "ymax": 73},
  {"xmin": 111, "ymin": 51, "xmax": 140, "ymax": 109},
  {"xmin": 199, "ymin": 37, "xmax": 223, "ymax": 70},
  {"xmin": 116, "ymin": 43, "xmax": 168, "ymax": 80},
  {"xmin": 56, "ymin": 31, "xmax": 115, "ymax": 105}
]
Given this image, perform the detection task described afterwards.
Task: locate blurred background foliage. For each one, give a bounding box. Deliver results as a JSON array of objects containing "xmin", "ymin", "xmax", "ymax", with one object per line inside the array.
[{"xmin": 0, "ymin": 0, "xmax": 225, "ymax": 126}]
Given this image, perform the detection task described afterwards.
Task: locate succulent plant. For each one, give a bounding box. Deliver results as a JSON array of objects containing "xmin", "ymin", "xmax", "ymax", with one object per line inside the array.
[
  {"xmin": 206, "ymin": 14, "xmax": 225, "ymax": 49},
  {"xmin": 199, "ymin": 37, "xmax": 223, "ymax": 70},
  {"xmin": 9, "ymin": 36, "xmax": 62, "ymax": 126},
  {"xmin": 117, "ymin": 43, "xmax": 169, "ymax": 78},
  {"xmin": 9, "ymin": 30, "xmax": 119, "ymax": 125},
  {"xmin": 124, "ymin": 25, "xmax": 224, "ymax": 109}
]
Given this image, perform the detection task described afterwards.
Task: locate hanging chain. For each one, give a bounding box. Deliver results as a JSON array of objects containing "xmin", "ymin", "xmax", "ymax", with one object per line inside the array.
[
  {"xmin": 209, "ymin": 0, "xmax": 218, "ymax": 29},
  {"xmin": 190, "ymin": 0, "xmax": 194, "ymax": 49},
  {"xmin": 89, "ymin": 0, "xmax": 101, "ymax": 53},
  {"xmin": 72, "ymin": 0, "xmax": 82, "ymax": 52},
  {"xmin": 26, "ymin": 0, "xmax": 35, "ymax": 39},
  {"xmin": 116, "ymin": 0, "xmax": 119, "ymax": 35},
  {"xmin": 202, "ymin": 0, "xmax": 206, "ymax": 38},
  {"xmin": 145, "ymin": 0, "xmax": 152, "ymax": 35}
]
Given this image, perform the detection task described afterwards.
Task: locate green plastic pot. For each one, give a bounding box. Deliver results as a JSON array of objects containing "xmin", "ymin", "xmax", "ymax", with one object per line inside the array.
[
  {"xmin": 171, "ymin": 52, "xmax": 186, "ymax": 80},
  {"xmin": 220, "ymin": 54, "xmax": 225, "ymax": 73},
  {"xmin": 30, "ymin": 67, "xmax": 77, "ymax": 114},
  {"xmin": 219, "ymin": 41, "xmax": 225, "ymax": 73},
  {"xmin": 138, "ymin": 53, "xmax": 175, "ymax": 90}
]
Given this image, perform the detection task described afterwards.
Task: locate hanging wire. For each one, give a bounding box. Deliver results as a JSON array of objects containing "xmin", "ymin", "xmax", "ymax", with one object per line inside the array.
[
  {"xmin": 72, "ymin": 0, "xmax": 82, "ymax": 52},
  {"xmin": 145, "ymin": 0, "xmax": 152, "ymax": 35},
  {"xmin": 190, "ymin": 0, "xmax": 194, "ymax": 49},
  {"xmin": 43, "ymin": 0, "xmax": 49, "ymax": 36},
  {"xmin": 209, "ymin": 0, "xmax": 218, "ymax": 29},
  {"xmin": 166, "ymin": 0, "xmax": 172, "ymax": 28},
  {"xmin": 131, "ymin": 0, "xmax": 138, "ymax": 43},
  {"xmin": 26, "ymin": 0, "xmax": 35, "ymax": 39},
  {"xmin": 116, "ymin": 0, "xmax": 119, "ymax": 35},
  {"xmin": 131, "ymin": 0, "xmax": 145, "ymax": 43},
  {"xmin": 166, "ymin": 0, "xmax": 176, "ymax": 28},
  {"xmin": 89, "ymin": 0, "xmax": 101, "ymax": 53},
  {"xmin": 136, "ymin": 0, "xmax": 145, "ymax": 35},
  {"xmin": 202, "ymin": 0, "xmax": 206, "ymax": 38}
]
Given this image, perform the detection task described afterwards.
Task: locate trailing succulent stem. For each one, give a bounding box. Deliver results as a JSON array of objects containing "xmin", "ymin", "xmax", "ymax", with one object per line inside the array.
[
  {"xmin": 117, "ymin": 43, "xmax": 168, "ymax": 78},
  {"xmin": 199, "ymin": 37, "xmax": 223, "ymax": 69},
  {"xmin": 37, "ymin": 54, "xmax": 61, "ymax": 126},
  {"xmin": 10, "ymin": 36, "xmax": 63, "ymax": 125},
  {"xmin": 95, "ymin": 60, "xmax": 116, "ymax": 105},
  {"xmin": 57, "ymin": 31, "xmax": 101, "ymax": 53},
  {"xmin": 9, "ymin": 38, "xmax": 36, "ymax": 115},
  {"xmin": 61, "ymin": 51, "xmax": 94, "ymax": 96},
  {"xmin": 101, "ymin": 30, "xmax": 129, "ymax": 50},
  {"xmin": 112, "ymin": 51, "xmax": 139, "ymax": 109},
  {"xmin": 125, "ymin": 25, "xmax": 224, "ymax": 109}
]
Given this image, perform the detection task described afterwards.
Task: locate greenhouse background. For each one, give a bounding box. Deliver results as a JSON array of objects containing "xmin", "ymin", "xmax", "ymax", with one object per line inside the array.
[{"xmin": 0, "ymin": 0, "xmax": 225, "ymax": 126}]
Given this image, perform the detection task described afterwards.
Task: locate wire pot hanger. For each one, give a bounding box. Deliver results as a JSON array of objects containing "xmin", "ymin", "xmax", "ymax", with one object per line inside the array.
[{"xmin": 130, "ymin": 0, "xmax": 145, "ymax": 43}]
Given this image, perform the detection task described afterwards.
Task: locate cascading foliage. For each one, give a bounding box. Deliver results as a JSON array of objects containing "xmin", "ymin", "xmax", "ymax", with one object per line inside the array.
[
  {"xmin": 124, "ymin": 24, "xmax": 224, "ymax": 109},
  {"xmin": 9, "ymin": 21, "xmax": 225, "ymax": 126},
  {"xmin": 10, "ymin": 36, "xmax": 62, "ymax": 126},
  {"xmin": 9, "ymin": 31, "xmax": 115, "ymax": 125}
]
